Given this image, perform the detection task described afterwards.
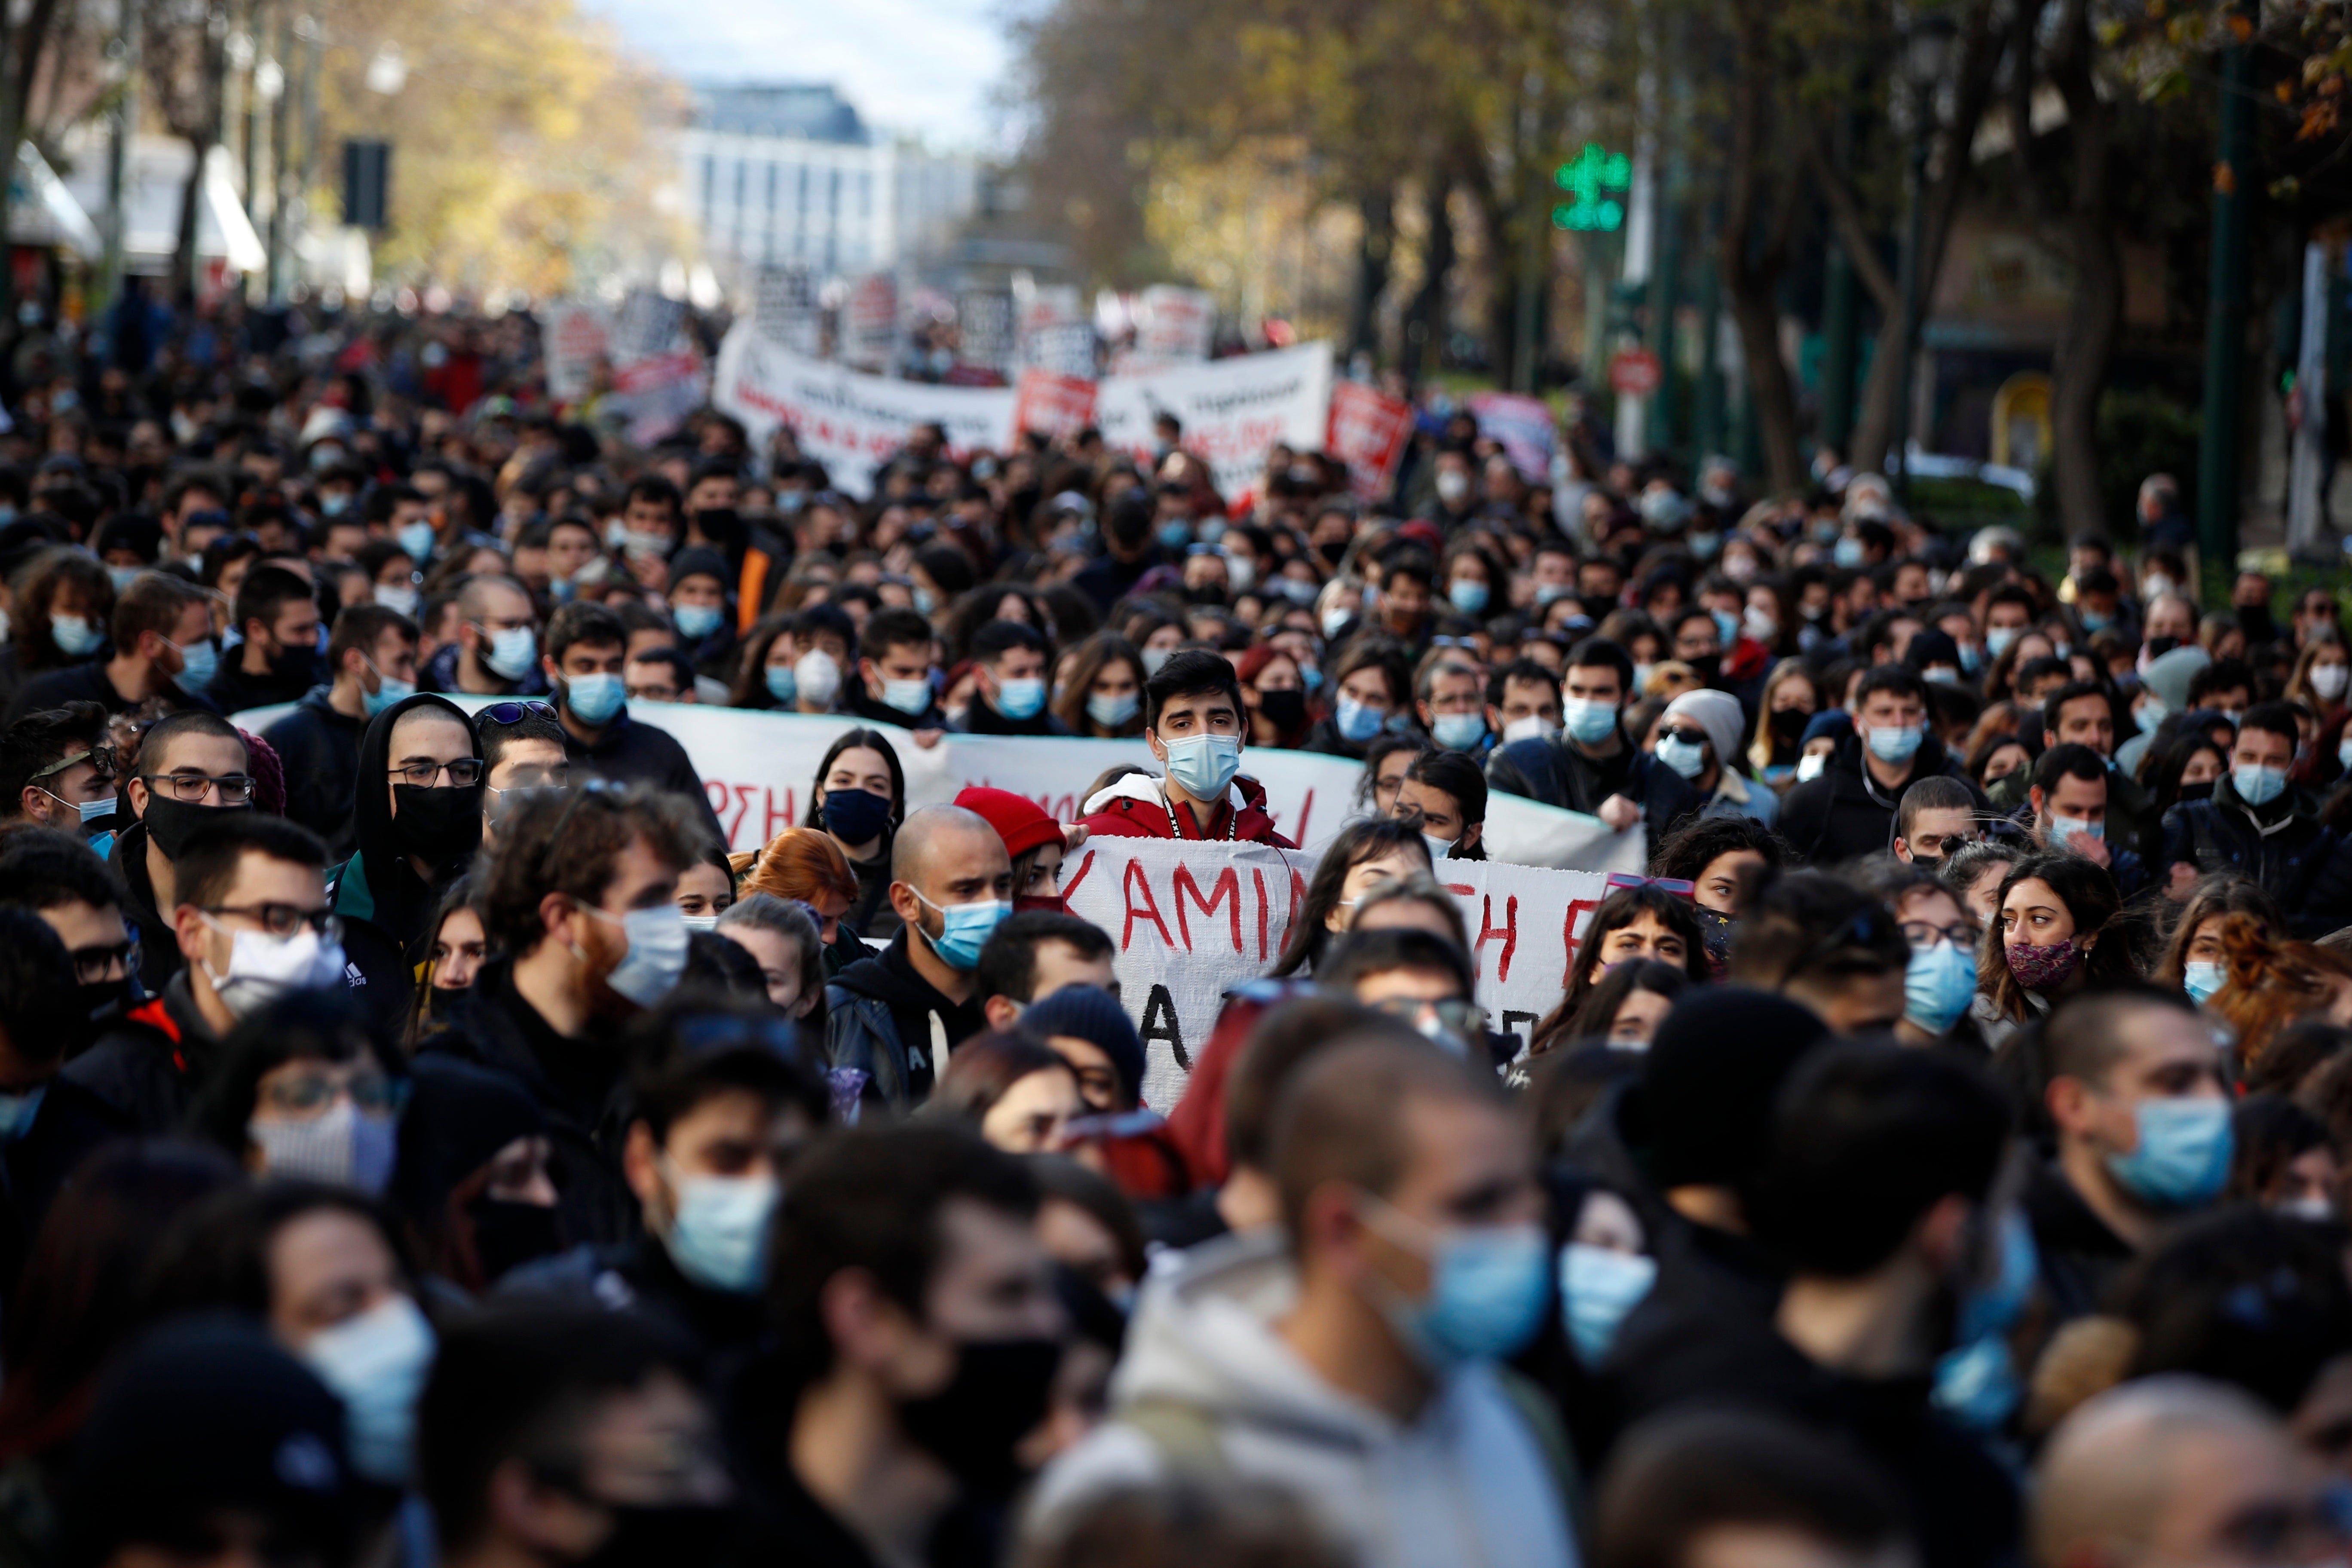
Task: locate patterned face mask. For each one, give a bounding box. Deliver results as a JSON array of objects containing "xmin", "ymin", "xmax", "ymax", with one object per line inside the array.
[{"xmin": 2005, "ymin": 938, "xmax": 2082, "ymax": 992}]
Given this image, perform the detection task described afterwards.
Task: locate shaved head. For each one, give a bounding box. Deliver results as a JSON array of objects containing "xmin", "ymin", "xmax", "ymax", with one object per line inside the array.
[
  {"xmin": 2034, "ymin": 1377, "xmax": 2299, "ymax": 1568},
  {"xmin": 892, "ymin": 805, "xmax": 1010, "ymax": 894},
  {"xmin": 458, "ymin": 574, "xmax": 533, "ymax": 622}
]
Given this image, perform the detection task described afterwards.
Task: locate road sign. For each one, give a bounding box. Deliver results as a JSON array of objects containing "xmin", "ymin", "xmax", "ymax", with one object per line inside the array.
[{"xmin": 1610, "ymin": 347, "xmax": 1662, "ymax": 398}]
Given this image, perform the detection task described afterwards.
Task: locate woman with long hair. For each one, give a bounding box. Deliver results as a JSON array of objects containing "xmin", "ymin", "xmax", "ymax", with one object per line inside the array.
[
  {"xmin": 732, "ymin": 825, "xmax": 864, "ymax": 973},
  {"xmin": 1528, "ymin": 885, "xmax": 1710, "ymax": 1060},
  {"xmin": 1300, "ymin": 637, "xmax": 1413, "ymax": 758},
  {"xmin": 1050, "ymin": 632, "xmax": 1148, "ymax": 739},
  {"xmin": 5, "ymin": 547, "xmax": 116, "ymax": 686},
  {"xmin": 1973, "ymin": 851, "xmax": 2141, "ymax": 1041},
  {"xmin": 799, "ymin": 727, "xmax": 906, "ymax": 940},
  {"xmin": 2156, "ymin": 873, "xmax": 2283, "ymax": 1002},
  {"xmin": 2207, "ymin": 913, "xmax": 2352, "ymax": 1074},
  {"xmin": 1561, "ymin": 959, "xmax": 1688, "ymax": 1048},
  {"xmin": 2147, "ymin": 730, "xmax": 2230, "ymax": 821},
  {"xmin": 1268, "ymin": 817, "xmax": 1434, "ymax": 977},
  {"xmin": 1746, "ymin": 659, "xmax": 1821, "ymax": 787}
]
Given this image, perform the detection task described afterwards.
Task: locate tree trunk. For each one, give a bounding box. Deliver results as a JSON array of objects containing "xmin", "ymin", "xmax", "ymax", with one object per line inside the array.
[
  {"xmin": 1349, "ymin": 187, "xmax": 1393, "ymax": 363},
  {"xmin": 1404, "ymin": 173, "xmax": 1456, "ymax": 380},
  {"xmin": 1719, "ymin": 4, "xmax": 1805, "ymax": 493},
  {"xmin": 2047, "ymin": 0, "xmax": 2119, "ymax": 538},
  {"xmin": 171, "ymin": 140, "xmax": 205, "ymax": 304}
]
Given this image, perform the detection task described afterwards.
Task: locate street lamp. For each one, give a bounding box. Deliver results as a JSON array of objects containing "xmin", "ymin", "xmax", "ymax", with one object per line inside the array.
[{"xmin": 1890, "ymin": 13, "xmax": 1954, "ymax": 498}]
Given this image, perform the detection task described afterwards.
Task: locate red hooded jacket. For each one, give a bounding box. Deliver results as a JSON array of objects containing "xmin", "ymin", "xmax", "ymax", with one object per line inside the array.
[{"xmin": 1075, "ymin": 771, "xmax": 1296, "ymax": 848}]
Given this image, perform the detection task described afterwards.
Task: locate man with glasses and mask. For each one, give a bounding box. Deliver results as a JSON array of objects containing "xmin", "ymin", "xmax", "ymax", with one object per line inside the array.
[
  {"xmin": 75, "ymin": 812, "xmax": 342, "ymax": 1133},
  {"xmin": 108, "ymin": 710, "xmax": 254, "ymax": 995},
  {"xmin": 0, "ymin": 701, "xmax": 120, "ymax": 851},
  {"xmin": 428, "ymin": 781, "xmax": 701, "ymax": 1245},
  {"xmin": 330, "ymin": 694, "xmax": 485, "ymax": 1029},
  {"xmin": 477, "ymin": 701, "xmax": 570, "ymax": 848}
]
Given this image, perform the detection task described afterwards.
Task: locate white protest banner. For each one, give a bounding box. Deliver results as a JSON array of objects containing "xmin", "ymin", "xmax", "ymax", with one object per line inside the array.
[
  {"xmin": 1326, "ymin": 379, "xmax": 1415, "ymax": 501},
  {"xmin": 712, "ymin": 326, "xmax": 1017, "ymax": 498},
  {"xmin": 1466, "ymin": 390, "xmax": 1557, "ymax": 481},
  {"xmin": 543, "ymin": 300, "xmax": 609, "ymax": 402},
  {"xmin": 1095, "ymin": 342, "xmax": 1335, "ymax": 502},
  {"xmin": 1011, "ymin": 369, "xmax": 1097, "ymax": 442},
  {"xmin": 1133, "ymin": 284, "xmax": 1213, "ymax": 364},
  {"xmin": 1059, "ymin": 838, "xmax": 1615, "ymax": 1107}
]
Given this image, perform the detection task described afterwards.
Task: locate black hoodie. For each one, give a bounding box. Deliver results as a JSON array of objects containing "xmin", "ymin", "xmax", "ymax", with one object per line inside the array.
[
  {"xmin": 328, "ymin": 692, "xmax": 483, "ymax": 1032},
  {"xmin": 260, "ymin": 684, "xmax": 369, "ymax": 859}
]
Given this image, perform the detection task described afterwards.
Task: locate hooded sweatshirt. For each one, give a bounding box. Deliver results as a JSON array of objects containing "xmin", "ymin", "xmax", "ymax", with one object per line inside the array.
[
  {"xmin": 1031, "ymin": 1231, "xmax": 1579, "ymax": 1568},
  {"xmin": 331, "ymin": 692, "xmax": 483, "ymax": 1031},
  {"xmin": 1075, "ymin": 771, "xmax": 1295, "ymax": 847}
]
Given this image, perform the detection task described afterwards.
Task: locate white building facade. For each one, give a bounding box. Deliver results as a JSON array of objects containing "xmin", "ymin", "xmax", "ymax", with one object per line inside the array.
[{"xmin": 678, "ymin": 84, "xmax": 977, "ymax": 279}]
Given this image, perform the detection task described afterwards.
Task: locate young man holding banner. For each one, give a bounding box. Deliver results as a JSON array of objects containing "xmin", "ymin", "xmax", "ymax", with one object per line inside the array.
[{"xmin": 1076, "ymin": 650, "xmax": 1296, "ymax": 848}]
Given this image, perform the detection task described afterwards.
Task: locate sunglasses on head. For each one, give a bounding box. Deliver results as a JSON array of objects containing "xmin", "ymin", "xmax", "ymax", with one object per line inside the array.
[{"xmin": 478, "ymin": 701, "xmax": 557, "ymax": 726}]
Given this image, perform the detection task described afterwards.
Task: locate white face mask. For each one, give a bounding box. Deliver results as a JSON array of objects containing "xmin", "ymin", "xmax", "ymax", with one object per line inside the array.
[
  {"xmin": 198, "ymin": 919, "xmax": 348, "ymax": 1019},
  {"xmin": 793, "ymin": 648, "xmax": 842, "ymax": 709}
]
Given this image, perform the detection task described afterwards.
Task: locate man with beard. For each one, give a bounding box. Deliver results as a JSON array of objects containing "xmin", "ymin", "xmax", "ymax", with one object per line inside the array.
[
  {"xmin": 424, "ymin": 780, "xmax": 700, "ymax": 1246},
  {"xmin": 329, "ymin": 694, "xmax": 485, "ymax": 1030}
]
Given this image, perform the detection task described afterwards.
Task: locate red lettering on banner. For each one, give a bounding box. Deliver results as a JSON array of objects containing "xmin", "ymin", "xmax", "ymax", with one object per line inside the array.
[
  {"xmin": 707, "ymin": 780, "xmax": 737, "ymax": 839},
  {"xmin": 1291, "ymin": 787, "xmax": 1314, "ymax": 845},
  {"xmin": 763, "ymin": 786, "xmax": 796, "ymax": 843},
  {"xmin": 1121, "ymin": 860, "xmax": 1176, "ymax": 951},
  {"xmin": 1173, "ymin": 864, "xmax": 1243, "ymax": 954},
  {"xmin": 1060, "ymin": 849, "xmax": 1097, "ymax": 903},
  {"xmin": 1253, "ymin": 868, "xmax": 1269, "ymax": 961},
  {"xmin": 1476, "ymin": 894, "xmax": 1520, "ymax": 983},
  {"xmin": 1288, "ymin": 870, "xmax": 1308, "ymax": 928},
  {"xmin": 1562, "ymin": 897, "xmax": 1602, "ymax": 972}
]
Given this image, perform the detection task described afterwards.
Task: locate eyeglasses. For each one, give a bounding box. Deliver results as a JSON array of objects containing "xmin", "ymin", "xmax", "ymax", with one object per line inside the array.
[
  {"xmin": 478, "ymin": 701, "xmax": 558, "ymax": 727},
  {"xmin": 258, "ymin": 1073, "xmax": 405, "ymax": 1118},
  {"xmin": 138, "ymin": 772, "xmax": 256, "ymax": 805},
  {"xmin": 1368, "ymin": 995, "xmax": 1488, "ymax": 1034},
  {"xmin": 202, "ymin": 902, "xmax": 341, "ymax": 940},
  {"xmin": 68, "ymin": 940, "xmax": 134, "ymax": 985},
  {"xmin": 1900, "ymin": 920, "xmax": 1982, "ymax": 955},
  {"xmin": 387, "ymin": 757, "xmax": 485, "ymax": 787},
  {"xmin": 1657, "ymin": 725, "xmax": 1711, "ymax": 747}
]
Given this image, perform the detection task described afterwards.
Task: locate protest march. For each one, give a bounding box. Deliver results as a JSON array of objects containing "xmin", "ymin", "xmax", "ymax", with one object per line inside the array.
[{"xmin": 0, "ymin": 289, "xmax": 2348, "ymax": 1568}]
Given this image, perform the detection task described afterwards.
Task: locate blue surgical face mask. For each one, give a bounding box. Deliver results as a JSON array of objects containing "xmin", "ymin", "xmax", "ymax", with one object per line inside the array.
[
  {"xmin": 172, "ymin": 637, "xmax": 218, "ymax": 693},
  {"xmin": 1161, "ymin": 732, "xmax": 1242, "ymax": 801},
  {"xmin": 107, "ymin": 565, "xmax": 141, "ymax": 594},
  {"xmin": 299, "ymin": 1294, "xmax": 435, "ymax": 1486},
  {"xmin": 1088, "ymin": 691, "xmax": 1140, "ymax": 729},
  {"xmin": 1711, "ymin": 608, "xmax": 1740, "ymax": 649},
  {"xmin": 2184, "ymin": 959, "xmax": 2226, "ymax": 1004},
  {"xmin": 2105, "ymin": 1096, "xmax": 2234, "ymax": 1208},
  {"xmin": 1630, "ymin": 662, "xmax": 1655, "ymax": 693},
  {"xmin": 397, "ymin": 520, "xmax": 438, "ymax": 564},
  {"xmin": 1158, "ymin": 520, "xmax": 1195, "ymax": 550},
  {"xmin": 914, "ymin": 891, "xmax": 1011, "ymax": 971},
  {"xmin": 1431, "ymin": 710, "xmax": 1487, "ymax": 751},
  {"xmin": 2138, "ymin": 699, "xmax": 2168, "ymax": 735},
  {"xmin": 1448, "ymin": 580, "xmax": 1490, "ymax": 616},
  {"xmin": 766, "ymin": 663, "xmax": 797, "ymax": 705},
  {"xmin": 882, "ymin": 675, "xmax": 933, "ymax": 716},
  {"xmin": 564, "ymin": 672, "xmax": 625, "ymax": 727},
  {"xmin": 49, "ymin": 613, "xmax": 104, "ymax": 657},
  {"xmin": 1833, "ymin": 536, "xmax": 1867, "ymax": 567},
  {"xmin": 483, "ymin": 625, "xmax": 537, "ymax": 682},
  {"xmin": 1933, "ymin": 1210, "xmax": 2037, "ymax": 1432},
  {"xmin": 1654, "ymin": 734, "xmax": 1707, "ymax": 779},
  {"xmin": 1904, "ymin": 940, "xmax": 1978, "ymax": 1035},
  {"xmin": 1865, "ymin": 721, "xmax": 1924, "ymax": 763},
  {"xmin": 1364, "ymin": 1201, "xmax": 1552, "ymax": 1367},
  {"xmin": 1559, "ymin": 1242, "xmax": 1657, "ymax": 1365},
  {"xmin": 913, "ymin": 585, "xmax": 939, "ymax": 617},
  {"xmin": 362, "ymin": 659, "xmax": 416, "ymax": 717},
  {"xmin": 661, "ymin": 1164, "xmax": 779, "ymax": 1294},
  {"xmin": 1335, "ymin": 694, "xmax": 1384, "ymax": 743},
  {"xmin": 1563, "ymin": 697, "xmax": 1619, "ymax": 746},
  {"xmin": 2047, "ymin": 814, "xmax": 2104, "ymax": 848},
  {"xmin": 994, "ymin": 676, "xmax": 1047, "ymax": 720},
  {"xmin": 583, "ymin": 904, "xmax": 689, "ymax": 1008},
  {"xmin": 1986, "ymin": 626, "xmax": 2019, "ymax": 659},
  {"xmin": 1321, "ymin": 606, "xmax": 1354, "ymax": 639},
  {"xmin": 673, "ymin": 603, "xmax": 725, "ymax": 641},
  {"xmin": 2233, "ymin": 763, "xmax": 2288, "ymax": 807}
]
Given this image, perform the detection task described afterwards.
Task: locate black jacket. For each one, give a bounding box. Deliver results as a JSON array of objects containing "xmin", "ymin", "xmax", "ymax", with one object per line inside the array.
[
  {"xmin": 1, "ymin": 658, "xmax": 219, "ymax": 729},
  {"xmin": 420, "ymin": 959, "xmax": 640, "ymax": 1247},
  {"xmin": 109, "ymin": 820, "xmax": 186, "ymax": 996},
  {"xmin": 205, "ymin": 648, "xmax": 321, "ymax": 716},
  {"xmin": 64, "ymin": 972, "xmax": 223, "ymax": 1134},
  {"xmin": 1776, "ymin": 732, "xmax": 1981, "ymax": 867},
  {"xmin": 821, "ymin": 930, "xmax": 985, "ymax": 1110},
  {"xmin": 260, "ymin": 685, "xmax": 369, "ymax": 858},
  {"xmin": 562, "ymin": 707, "xmax": 727, "ymax": 843},
  {"xmin": 0, "ymin": 1075, "xmax": 135, "ymax": 1296},
  {"xmin": 501, "ymin": 1234, "xmax": 767, "ymax": 1359},
  {"xmin": 1485, "ymin": 726, "xmax": 1700, "ymax": 843},
  {"xmin": 327, "ymin": 693, "xmax": 484, "ymax": 1034},
  {"xmin": 2021, "ymin": 1158, "xmax": 2137, "ymax": 1325},
  {"xmin": 2160, "ymin": 778, "xmax": 2352, "ymax": 937}
]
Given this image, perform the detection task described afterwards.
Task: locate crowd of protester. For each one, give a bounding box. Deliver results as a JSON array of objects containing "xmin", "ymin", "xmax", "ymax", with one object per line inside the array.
[{"xmin": 0, "ymin": 295, "xmax": 2349, "ymax": 1568}]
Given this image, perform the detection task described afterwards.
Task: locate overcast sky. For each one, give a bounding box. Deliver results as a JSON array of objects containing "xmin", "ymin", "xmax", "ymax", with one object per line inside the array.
[{"xmin": 578, "ymin": 0, "xmax": 1026, "ymax": 151}]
